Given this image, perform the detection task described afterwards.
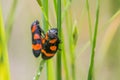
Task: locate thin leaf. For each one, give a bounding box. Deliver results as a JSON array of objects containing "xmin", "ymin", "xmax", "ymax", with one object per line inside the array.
[
  {"xmin": 97, "ymin": 10, "xmax": 120, "ymax": 66},
  {"xmin": 5, "ymin": 0, "xmax": 18, "ymax": 41},
  {"xmin": 62, "ymin": 0, "xmax": 72, "ymax": 23},
  {"xmin": 53, "ymin": 0, "xmax": 57, "ymax": 16},
  {"xmin": 56, "ymin": 0, "xmax": 62, "ymax": 80},
  {"xmin": 0, "ymin": 5, "xmax": 11, "ymax": 80},
  {"xmin": 86, "ymin": 0, "xmax": 92, "ymax": 44},
  {"xmin": 88, "ymin": 0, "xmax": 100, "ymax": 80},
  {"xmin": 62, "ymin": 33, "xmax": 70, "ymax": 80},
  {"xmin": 34, "ymin": 60, "xmax": 46, "ymax": 80},
  {"xmin": 36, "ymin": 0, "xmax": 52, "ymax": 27}
]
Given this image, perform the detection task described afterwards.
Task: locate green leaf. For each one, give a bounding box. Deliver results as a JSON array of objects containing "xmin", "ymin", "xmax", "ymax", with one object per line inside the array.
[
  {"xmin": 56, "ymin": 0, "xmax": 62, "ymax": 80},
  {"xmin": 0, "ymin": 5, "xmax": 11, "ymax": 80},
  {"xmin": 34, "ymin": 60, "xmax": 46, "ymax": 80},
  {"xmin": 5, "ymin": 0, "xmax": 18, "ymax": 41},
  {"xmin": 88, "ymin": 0, "xmax": 100, "ymax": 80}
]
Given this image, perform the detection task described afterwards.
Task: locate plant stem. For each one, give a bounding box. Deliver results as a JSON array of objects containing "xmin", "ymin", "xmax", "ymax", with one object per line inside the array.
[
  {"xmin": 42, "ymin": 1, "xmax": 55, "ymax": 80},
  {"xmin": 88, "ymin": 0, "xmax": 100, "ymax": 80},
  {"xmin": 86, "ymin": 0, "xmax": 92, "ymax": 44},
  {"xmin": 62, "ymin": 34, "xmax": 69, "ymax": 80},
  {"xmin": 5, "ymin": 0, "xmax": 18, "ymax": 41},
  {"xmin": 57, "ymin": 0, "xmax": 62, "ymax": 80},
  {"xmin": 36, "ymin": 0, "xmax": 51, "ymax": 27},
  {"xmin": 34, "ymin": 60, "xmax": 46, "ymax": 80},
  {"xmin": 0, "ymin": 5, "xmax": 11, "ymax": 80},
  {"xmin": 47, "ymin": 59, "xmax": 55, "ymax": 80},
  {"xmin": 36, "ymin": 0, "xmax": 55, "ymax": 80},
  {"xmin": 62, "ymin": 0, "xmax": 71, "ymax": 24},
  {"xmin": 42, "ymin": 0, "xmax": 49, "ymax": 31},
  {"xmin": 65, "ymin": 8, "xmax": 76, "ymax": 80},
  {"xmin": 53, "ymin": 0, "xmax": 57, "ymax": 16}
]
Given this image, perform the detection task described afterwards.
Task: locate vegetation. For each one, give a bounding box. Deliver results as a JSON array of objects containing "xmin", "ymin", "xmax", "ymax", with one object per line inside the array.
[{"xmin": 0, "ymin": 0, "xmax": 120, "ymax": 80}]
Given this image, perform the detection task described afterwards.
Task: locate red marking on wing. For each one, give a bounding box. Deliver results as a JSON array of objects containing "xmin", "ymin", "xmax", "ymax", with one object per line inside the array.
[
  {"xmin": 41, "ymin": 49, "xmax": 54, "ymax": 57},
  {"xmin": 49, "ymin": 39, "xmax": 57, "ymax": 44},
  {"xmin": 50, "ymin": 46, "xmax": 57, "ymax": 51},
  {"xmin": 34, "ymin": 33, "xmax": 41, "ymax": 39},
  {"xmin": 32, "ymin": 25, "xmax": 37, "ymax": 33},
  {"xmin": 32, "ymin": 44, "xmax": 42, "ymax": 50}
]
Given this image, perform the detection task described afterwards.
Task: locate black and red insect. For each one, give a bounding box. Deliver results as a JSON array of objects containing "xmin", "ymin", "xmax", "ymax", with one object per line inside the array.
[
  {"xmin": 41, "ymin": 28, "xmax": 60, "ymax": 59},
  {"xmin": 31, "ymin": 20, "xmax": 60, "ymax": 60},
  {"xmin": 31, "ymin": 20, "xmax": 43, "ymax": 57}
]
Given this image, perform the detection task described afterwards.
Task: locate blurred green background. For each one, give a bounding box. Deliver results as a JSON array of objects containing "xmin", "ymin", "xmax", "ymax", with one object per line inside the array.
[{"xmin": 1, "ymin": 0, "xmax": 120, "ymax": 80}]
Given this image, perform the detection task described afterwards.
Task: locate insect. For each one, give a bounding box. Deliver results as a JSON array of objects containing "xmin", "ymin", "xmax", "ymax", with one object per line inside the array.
[
  {"xmin": 31, "ymin": 20, "xmax": 43, "ymax": 57},
  {"xmin": 41, "ymin": 28, "xmax": 60, "ymax": 59},
  {"xmin": 31, "ymin": 20, "xmax": 60, "ymax": 60}
]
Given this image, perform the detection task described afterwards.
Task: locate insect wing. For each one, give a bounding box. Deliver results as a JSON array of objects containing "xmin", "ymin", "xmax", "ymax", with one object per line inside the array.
[{"xmin": 31, "ymin": 20, "xmax": 42, "ymax": 57}]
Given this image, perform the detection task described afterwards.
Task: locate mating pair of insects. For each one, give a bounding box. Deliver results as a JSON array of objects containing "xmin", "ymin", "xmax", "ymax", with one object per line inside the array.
[{"xmin": 31, "ymin": 20, "xmax": 60, "ymax": 60}]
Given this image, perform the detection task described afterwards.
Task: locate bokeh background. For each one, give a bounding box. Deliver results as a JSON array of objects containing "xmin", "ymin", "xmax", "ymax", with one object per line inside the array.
[{"xmin": 1, "ymin": 0, "xmax": 120, "ymax": 80}]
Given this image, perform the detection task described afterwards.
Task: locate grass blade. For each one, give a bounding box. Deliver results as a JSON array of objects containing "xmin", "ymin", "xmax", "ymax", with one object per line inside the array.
[
  {"xmin": 56, "ymin": 0, "xmax": 62, "ymax": 80},
  {"xmin": 34, "ymin": 60, "xmax": 46, "ymax": 80},
  {"xmin": 42, "ymin": 0, "xmax": 48, "ymax": 32},
  {"xmin": 65, "ymin": 4, "xmax": 76, "ymax": 80},
  {"xmin": 46, "ymin": 59, "xmax": 55, "ymax": 80},
  {"xmin": 77, "ymin": 10, "xmax": 120, "ymax": 62},
  {"xmin": 5, "ymin": 0, "xmax": 18, "ymax": 41},
  {"xmin": 62, "ymin": 0, "xmax": 72, "ymax": 23},
  {"xmin": 88, "ymin": 0, "xmax": 100, "ymax": 80},
  {"xmin": 36, "ymin": 0, "xmax": 52, "ymax": 27},
  {"xmin": 42, "ymin": 0, "xmax": 55, "ymax": 80},
  {"xmin": 53, "ymin": 0, "xmax": 57, "ymax": 16},
  {"xmin": 86, "ymin": 0, "xmax": 92, "ymax": 44},
  {"xmin": 41, "ymin": 0, "xmax": 49, "ymax": 31},
  {"xmin": 62, "ymin": 34, "xmax": 69, "ymax": 80},
  {"xmin": 35, "ymin": 0, "xmax": 55, "ymax": 80},
  {"xmin": 0, "ymin": 5, "xmax": 10, "ymax": 80},
  {"xmin": 97, "ymin": 10, "xmax": 120, "ymax": 66}
]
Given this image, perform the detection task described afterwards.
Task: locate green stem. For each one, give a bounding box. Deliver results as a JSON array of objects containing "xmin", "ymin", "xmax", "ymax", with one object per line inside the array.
[
  {"xmin": 53, "ymin": 0, "xmax": 57, "ymax": 16},
  {"xmin": 47, "ymin": 59, "xmax": 55, "ymax": 80},
  {"xmin": 41, "ymin": 1, "xmax": 54, "ymax": 80},
  {"xmin": 5, "ymin": 0, "xmax": 18, "ymax": 41},
  {"xmin": 36, "ymin": 0, "xmax": 55, "ymax": 80},
  {"xmin": 66, "ymin": 9, "xmax": 76, "ymax": 80},
  {"xmin": 0, "ymin": 5, "xmax": 11, "ymax": 80},
  {"xmin": 86, "ymin": 0, "xmax": 92, "ymax": 44},
  {"xmin": 34, "ymin": 60, "xmax": 46, "ymax": 80},
  {"xmin": 36, "ymin": 0, "xmax": 52, "ymax": 27},
  {"xmin": 42, "ymin": 0, "xmax": 49, "ymax": 31},
  {"xmin": 62, "ymin": 0, "xmax": 71, "ymax": 24},
  {"xmin": 57, "ymin": 0, "xmax": 62, "ymax": 80},
  {"xmin": 88, "ymin": 0, "xmax": 100, "ymax": 80},
  {"xmin": 62, "ymin": 34, "xmax": 69, "ymax": 80}
]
